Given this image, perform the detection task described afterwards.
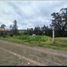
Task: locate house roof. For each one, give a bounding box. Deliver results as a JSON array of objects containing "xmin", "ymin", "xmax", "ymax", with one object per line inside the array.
[{"xmin": 0, "ymin": 28, "xmax": 10, "ymax": 32}]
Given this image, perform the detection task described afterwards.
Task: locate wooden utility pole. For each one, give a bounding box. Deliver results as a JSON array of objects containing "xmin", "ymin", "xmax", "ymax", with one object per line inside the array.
[{"xmin": 52, "ymin": 26, "xmax": 55, "ymax": 43}]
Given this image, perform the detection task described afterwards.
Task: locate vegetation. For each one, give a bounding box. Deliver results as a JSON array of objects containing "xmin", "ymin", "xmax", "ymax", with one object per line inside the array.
[
  {"xmin": 0, "ymin": 35, "xmax": 67, "ymax": 51},
  {"xmin": 24, "ymin": 25, "xmax": 52, "ymax": 36},
  {"xmin": 0, "ymin": 7, "xmax": 67, "ymax": 37},
  {"xmin": 23, "ymin": 7, "xmax": 67, "ymax": 37},
  {"xmin": 0, "ymin": 7, "xmax": 67, "ymax": 51},
  {"xmin": 0, "ymin": 20, "xmax": 19, "ymax": 37},
  {"xmin": 51, "ymin": 8, "xmax": 67, "ymax": 37}
]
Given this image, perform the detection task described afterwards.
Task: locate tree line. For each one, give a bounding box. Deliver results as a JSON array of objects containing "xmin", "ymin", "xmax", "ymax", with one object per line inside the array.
[
  {"xmin": 23, "ymin": 25, "xmax": 52, "ymax": 36},
  {"xmin": 0, "ymin": 7, "xmax": 67, "ymax": 37},
  {"xmin": 23, "ymin": 7, "xmax": 67, "ymax": 37},
  {"xmin": 0, "ymin": 20, "xmax": 18, "ymax": 37}
]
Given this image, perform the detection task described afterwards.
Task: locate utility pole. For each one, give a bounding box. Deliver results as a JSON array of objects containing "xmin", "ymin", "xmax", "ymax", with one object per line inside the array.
[{"xmin": 52, "ymin": 26, "xmax": 55, "ymax": 43}]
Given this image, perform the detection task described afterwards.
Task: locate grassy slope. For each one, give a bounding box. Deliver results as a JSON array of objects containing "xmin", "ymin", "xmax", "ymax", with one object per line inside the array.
[{"xmin": 0, "ymin": 35, "xmax": 67, "ymax": 51}]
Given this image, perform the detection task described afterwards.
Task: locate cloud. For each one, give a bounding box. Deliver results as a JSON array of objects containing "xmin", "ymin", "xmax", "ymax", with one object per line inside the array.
[{"xmin": 0, "ymin": 0, "xmax": 67, "ymax": 29}]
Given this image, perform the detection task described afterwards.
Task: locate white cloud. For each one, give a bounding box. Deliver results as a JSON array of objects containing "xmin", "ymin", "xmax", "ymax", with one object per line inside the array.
[{"xmin": 0, "ymin": 0, "xmax": 67, "ymax": 29}]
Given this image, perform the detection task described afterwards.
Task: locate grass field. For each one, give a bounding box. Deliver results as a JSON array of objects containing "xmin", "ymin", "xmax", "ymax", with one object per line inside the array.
[{"xmin": 0, "ymin": 35, "xmax": 67, "ymax": 51}]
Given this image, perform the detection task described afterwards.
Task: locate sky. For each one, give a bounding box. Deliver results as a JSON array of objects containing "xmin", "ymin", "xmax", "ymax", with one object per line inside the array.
[{"xmin": 0, "ymin": 0, "xmax": 67, "ymax": 29}]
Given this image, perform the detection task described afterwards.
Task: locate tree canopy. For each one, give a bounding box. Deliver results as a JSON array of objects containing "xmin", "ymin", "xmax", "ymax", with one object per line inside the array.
[{"xmin": 51, "ymin": 8, "xmax": 67, "ymax": 37}]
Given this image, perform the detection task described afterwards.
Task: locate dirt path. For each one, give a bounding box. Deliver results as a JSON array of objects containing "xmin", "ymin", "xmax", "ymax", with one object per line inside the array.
[
  {"xmin": 0, "ymin": 40, "xmax": 67, "ymax": 66},
  {"xmin": 0, "ymin": 47, "xmax": 45, "ymax": 66}
]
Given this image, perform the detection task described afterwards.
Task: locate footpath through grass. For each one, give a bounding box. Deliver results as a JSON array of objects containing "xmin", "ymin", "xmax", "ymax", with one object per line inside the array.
[{"xmin": 0, "ymin": 35, "xmax": 67, "ymax": 51}]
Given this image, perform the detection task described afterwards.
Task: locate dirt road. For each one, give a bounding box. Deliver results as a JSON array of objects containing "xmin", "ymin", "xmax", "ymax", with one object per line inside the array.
[{"xmin": 0, "ymin": 40, "xmax": 67, "ymax": 66}]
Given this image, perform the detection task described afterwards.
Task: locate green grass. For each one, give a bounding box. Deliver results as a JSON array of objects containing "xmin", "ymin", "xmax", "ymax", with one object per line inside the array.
[{"xmin": 0, "ymin": 35, "xmax": 67, "ymax": 51}]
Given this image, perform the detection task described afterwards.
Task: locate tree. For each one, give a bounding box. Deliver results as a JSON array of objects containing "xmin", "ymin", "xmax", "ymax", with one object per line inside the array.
[
  {"xmin": 41, "ymin": 25, "xmax": 47, "ymax": 35},
  {"xmin": 10, "ymin": 25, "xmax": 13, "ymax": 30},
  {"xmin": 27, "ymin": 28, "xmax": 33, "ymax": 35},
  {"xmin": 1, "ymin": 24, "xmax": 6, "ymax": 29},
  {"xmin": 12, "ymin": 20, "xmax": 18, "ymax": 35},
  {"xmin": 41, "ymin": 25, "xmax": 52, "ymax": 36},
  {"xmin": 0, "ymin": 24, "xmax": 6, "ymax": 37},
  {"xmin": 33, "ymin": 26, "xmax": 42, "ymax": 35},
  {"xmin": 51, "ymin": 8, "xmax": 67, "ymax": 37},
  {"xmin": 9, "ymin": 25, "xmax": 13, "ymax": 36}
]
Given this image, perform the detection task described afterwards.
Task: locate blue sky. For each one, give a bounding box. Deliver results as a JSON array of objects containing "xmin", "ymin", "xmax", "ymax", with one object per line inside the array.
[{"xmin": 0, "ymin": 0, "xmax": 67, "ymax": 29}]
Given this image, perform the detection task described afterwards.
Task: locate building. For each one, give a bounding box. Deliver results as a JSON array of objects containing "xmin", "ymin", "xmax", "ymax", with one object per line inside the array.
[{"xmin": 0, "ymin": 28, "xmax": 10, "ymax": 36}]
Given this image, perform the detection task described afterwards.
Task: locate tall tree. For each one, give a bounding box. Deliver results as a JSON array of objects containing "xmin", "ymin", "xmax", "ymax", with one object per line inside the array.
[
  {"xmin": 51, "ymin": 8, "xmax": 67, "ymax": 37},
  {"xmin": 12, "ymin": 20, "xmax": 18, "ymax": 35}
]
